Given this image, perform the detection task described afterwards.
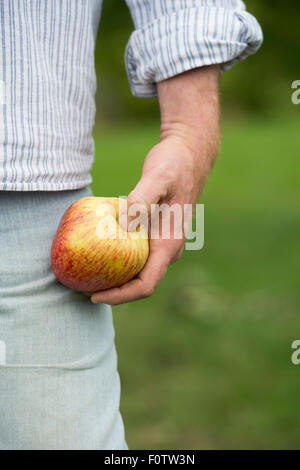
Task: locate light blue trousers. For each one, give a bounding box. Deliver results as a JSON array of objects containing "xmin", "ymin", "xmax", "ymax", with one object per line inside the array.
[{"xmin": 0, "ymin": 188, "xmax": 127, "ymax": 450}]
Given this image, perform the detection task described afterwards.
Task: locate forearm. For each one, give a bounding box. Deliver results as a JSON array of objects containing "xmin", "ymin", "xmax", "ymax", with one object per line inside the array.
[{"xmin": 158, "ymin": 65, "xmax": 221, "ymax": 194}]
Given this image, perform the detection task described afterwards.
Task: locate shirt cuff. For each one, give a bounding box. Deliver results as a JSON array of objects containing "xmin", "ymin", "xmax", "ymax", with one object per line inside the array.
[{"xmin": 125, "ymin": 6, "xmax": 263, "ymax": 98}]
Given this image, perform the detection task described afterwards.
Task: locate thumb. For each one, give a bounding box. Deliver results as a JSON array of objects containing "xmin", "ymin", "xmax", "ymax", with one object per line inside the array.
[{"xmin": 119, "ymin": 176, "xmax": 166, "ymax": 231}]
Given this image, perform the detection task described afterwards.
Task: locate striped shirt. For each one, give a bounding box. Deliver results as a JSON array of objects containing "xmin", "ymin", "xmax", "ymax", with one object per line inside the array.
[{"xmin": 0, "ymin": 0, "xmax": 263, "ymax": 191}]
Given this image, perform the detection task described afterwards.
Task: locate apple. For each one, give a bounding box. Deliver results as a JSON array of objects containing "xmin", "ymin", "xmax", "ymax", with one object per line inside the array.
[{"xmin": 51, "ymin": 197, "xmax": 149, "ymax": 293}]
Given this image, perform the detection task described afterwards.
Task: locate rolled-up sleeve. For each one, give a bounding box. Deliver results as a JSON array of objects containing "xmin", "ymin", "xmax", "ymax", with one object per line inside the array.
[{"xmin": 125, "ymin": 0, "xmax": 263, "ymax": 97}]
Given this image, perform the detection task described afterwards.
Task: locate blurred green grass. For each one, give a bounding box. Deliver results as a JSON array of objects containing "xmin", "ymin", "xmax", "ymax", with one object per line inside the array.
[{"xmin": 91, "ymin": 116, "xmax": 300, "ymax": 449}]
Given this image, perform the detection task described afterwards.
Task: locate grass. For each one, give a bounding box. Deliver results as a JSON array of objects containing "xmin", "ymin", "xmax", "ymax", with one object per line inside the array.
[{"xmin": 91, "ymin": 116, "xmax": 300, "ymax": 449}]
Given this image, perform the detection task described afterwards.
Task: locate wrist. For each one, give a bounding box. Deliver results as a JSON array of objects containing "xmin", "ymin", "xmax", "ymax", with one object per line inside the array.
[{"xmin": 159, "ymin": 106, "xmax": 220, "ymax": 165}]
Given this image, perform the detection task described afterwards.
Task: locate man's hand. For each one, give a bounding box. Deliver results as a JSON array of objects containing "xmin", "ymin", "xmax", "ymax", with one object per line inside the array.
[{"xmin": 91, "ymin": 65, "xmax": 220, "ymax": 305}]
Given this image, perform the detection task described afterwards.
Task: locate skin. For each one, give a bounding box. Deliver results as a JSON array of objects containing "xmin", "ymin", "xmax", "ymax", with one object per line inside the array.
[{"xmin": 91, "ymin": 65, "xmax": 220, "ymax": 305}]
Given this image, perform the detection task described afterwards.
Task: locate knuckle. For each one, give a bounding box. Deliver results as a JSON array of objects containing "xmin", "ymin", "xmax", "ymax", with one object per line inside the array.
[
  {"xmin": 141, "ymin": 283, "xmax": 155, "ymax": 298},
  {"xmin": 171, "ymin": 247, "xmax": 184, "ymax": 264},
  {"xmin": 128, "ymin": 193, "xmax": 151, "ymax": 215}
]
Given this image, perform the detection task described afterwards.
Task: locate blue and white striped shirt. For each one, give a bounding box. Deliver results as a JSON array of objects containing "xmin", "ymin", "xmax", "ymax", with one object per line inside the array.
[{"xmin": 0, "ymin": 0, "xmax": 262, "ymax": 191}]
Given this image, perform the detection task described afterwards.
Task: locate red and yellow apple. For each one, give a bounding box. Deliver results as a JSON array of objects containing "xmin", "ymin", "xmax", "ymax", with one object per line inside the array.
[{"xmin": 51, "ymin": 197, "xmax": 149, "ymax": 293}]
